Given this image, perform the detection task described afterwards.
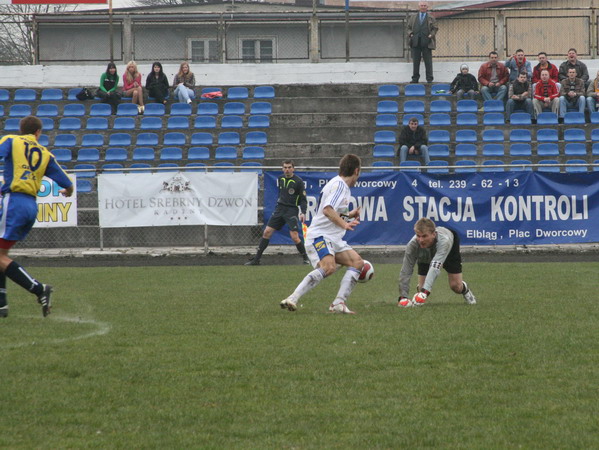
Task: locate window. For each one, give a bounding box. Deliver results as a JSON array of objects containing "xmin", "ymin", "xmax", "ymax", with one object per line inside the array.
[
  {"xmin": 241, "ymin": 38, "xmax": 274, "ymax": 63},
  {"xmin": 189, "ymin": 39, "xmax": 219, "ymax": 63}
]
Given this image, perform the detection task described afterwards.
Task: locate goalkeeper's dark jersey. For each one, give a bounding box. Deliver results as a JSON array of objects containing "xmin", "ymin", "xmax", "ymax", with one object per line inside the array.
[{"xmin": 277, "ymin": 174, "xmax": 307, "ymax": 214}]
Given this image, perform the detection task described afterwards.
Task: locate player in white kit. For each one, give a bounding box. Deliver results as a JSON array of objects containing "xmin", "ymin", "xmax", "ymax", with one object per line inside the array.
[{"xmin": 280, "ymin": 154, "xmax": 365, "ymax": 314}]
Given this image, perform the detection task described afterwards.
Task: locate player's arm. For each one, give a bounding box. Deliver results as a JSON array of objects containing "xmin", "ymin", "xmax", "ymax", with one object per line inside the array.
[
  {"xmin": 0, "ymin": 137, "xmax": 13, "ymax": 158},
  {"xmin": 323, "ymin": 205, "xmax": 358, "ymax": 231},
  {"xmin": 398, "ymin": 238, "xmax": 418, "ymax": 298},
  {"xmin": 45, "ymin": 157, "xmax": 74, "ymax": 196},
  {"xmin": 298, "ymin": 178, "xmax": 308, "ymax": 221},
  {"xmin": 420, "ymin": 232, "xmax": 454, "ymax": 295}
]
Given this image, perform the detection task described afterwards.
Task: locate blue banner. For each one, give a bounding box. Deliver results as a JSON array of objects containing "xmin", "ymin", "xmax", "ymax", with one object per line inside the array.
[{"xmin": 264, "ymin": 171, "xmax": 599, "ymax": 245}]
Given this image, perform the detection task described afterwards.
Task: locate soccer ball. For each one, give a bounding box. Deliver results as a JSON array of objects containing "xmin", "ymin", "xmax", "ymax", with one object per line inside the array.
[{"xmin": 358, "ymin": 260, "xmax": 374, "ymax": 283}]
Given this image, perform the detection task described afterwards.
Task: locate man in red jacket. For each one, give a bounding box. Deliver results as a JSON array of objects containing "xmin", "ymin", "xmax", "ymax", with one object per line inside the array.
[
  {"xmin": 533, "ymin": 69, "xmax": 560, "ymax": 119},
  {"xmin": 532, "ymin": 51, "xmax": 561, "ymax": 91},
  {"xmin": 478, "ymin": 51, "xmax": 509, "ymax": 102}
]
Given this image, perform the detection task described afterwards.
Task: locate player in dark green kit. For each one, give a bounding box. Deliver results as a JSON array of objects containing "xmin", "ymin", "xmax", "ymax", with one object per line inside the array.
[{"xmin": 245, "ymin": 160, "xmax": 309, "ymax": 265}]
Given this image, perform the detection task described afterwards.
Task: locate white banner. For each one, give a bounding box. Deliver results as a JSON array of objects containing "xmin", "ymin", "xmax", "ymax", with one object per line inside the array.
[
  {"xmin": 98, "ymin": 172, "xmax": 258, "ymax": 228},
  {"xmin": 0, "ymin": 176, "xmax": 78, "ymax": 228}
]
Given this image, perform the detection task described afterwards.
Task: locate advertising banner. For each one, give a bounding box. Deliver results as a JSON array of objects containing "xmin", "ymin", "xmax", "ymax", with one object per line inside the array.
[
  {"xmin": 0, "ymin": 0, "xmax": 107, "ymax": 4},
  {"xmin": 98, "ymin": 172, "xmax": 258, "ymax": 228},
  {"xmin": 265, "ymin": 171, "xmax": 599, "ymax": 246}
]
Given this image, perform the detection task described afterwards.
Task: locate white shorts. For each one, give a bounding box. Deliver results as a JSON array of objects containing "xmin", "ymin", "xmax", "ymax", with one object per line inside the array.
[{"xmin": 305, "ymin": 235, "xmax": 353, "ymax": 268}]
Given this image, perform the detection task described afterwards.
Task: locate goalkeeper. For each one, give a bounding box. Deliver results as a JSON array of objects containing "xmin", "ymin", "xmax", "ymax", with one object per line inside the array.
[{"xmin": 397, "ymin": 217, "xmax": 476, "ymax": 307}]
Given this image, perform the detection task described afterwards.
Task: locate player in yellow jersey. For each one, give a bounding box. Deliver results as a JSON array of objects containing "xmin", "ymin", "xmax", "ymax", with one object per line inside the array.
[{"xmin": 0, "ymin": 116, "xmax": 73, "ymax": 318}]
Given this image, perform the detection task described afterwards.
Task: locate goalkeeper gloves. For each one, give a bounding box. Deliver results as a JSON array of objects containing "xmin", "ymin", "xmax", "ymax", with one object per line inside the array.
[{"xmin": 412, "ymin": 289, "xmax": 430, "ymax": 306}]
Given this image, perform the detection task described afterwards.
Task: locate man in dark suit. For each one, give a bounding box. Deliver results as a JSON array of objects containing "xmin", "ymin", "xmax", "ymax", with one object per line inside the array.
[{"xmin": 407, "ymin": 1, "xmax": 438, "ymax": 83}]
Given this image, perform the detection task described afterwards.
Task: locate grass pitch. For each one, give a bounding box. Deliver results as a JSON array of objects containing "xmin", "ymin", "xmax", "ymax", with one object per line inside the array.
[{"xmin": 1, "ymin": 261, "xmax": 598, "ymax": 448}]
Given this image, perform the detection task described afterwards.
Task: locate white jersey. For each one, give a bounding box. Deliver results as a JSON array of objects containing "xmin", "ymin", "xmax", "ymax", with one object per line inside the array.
[{"xmin": 307, "ymin": 175, "xmax": 351, "ymax": 241}]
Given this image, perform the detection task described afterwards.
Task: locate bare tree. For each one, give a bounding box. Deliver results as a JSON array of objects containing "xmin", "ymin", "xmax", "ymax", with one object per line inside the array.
[{"xmin": 0, "ymin": 4, "xmax": 76, "ymax": 64}]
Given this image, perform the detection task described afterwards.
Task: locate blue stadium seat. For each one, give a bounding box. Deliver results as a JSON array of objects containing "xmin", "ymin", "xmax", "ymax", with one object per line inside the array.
[
  {"xmin": 66, "ymin": 88, "xmax": 81, "ymax": 101},
  {"xmin": 242, "ymin": 146, "xmax": 265, "ymax": 159},
  {"xmin": 113, "ymin": 117, "xmax": 135, "ymax": 130},
  {"xmin": 404, "ymin": 84, "xmax": 425, "ymax": 96},
  {"xmin": 484, "ymin": 100, "xmax": 504, "ymax": 112},
  {"xmin": 591, "ymin": 112, "xmax": 599, "ymax": 124},
  {"xmin": 132, "ymin": 147, "xmax": 155, "ymax": 161},
  {"xmin": 455, "ymin": 144, "xmax": 477, "ymax": 157},
  {"xmin": 14, "ymin": 89, "xmax": 36, "ymax": 102},
  {"xmin": 221, "ymin": 115, "xmax": 243, "ymax": 128},
  {"xmin": 399, "ymin": 160, "xmax": 421, "ymax": 172},
  {"xmin": 55, "ymin": 134, "xmax": 77, "ymax": 147},
  {"xmin": 130, "ymin": 163, "xmax": 152, "ymax": 173},
  {"xmin": 593, "ymin": 143, "xmax": 599, "ymax": 155},
  {"xmin": 509, "ymin": 112, "xmax": 532, "ymax": 125},
  {"xmin": 245, "ymin": 131, "xmax": 267, "ymax": 145},
  {"xmin": 376, "ymin": 114, "xmax": 398, "ymax": 127},
  {"xmin": 86, "ymin": 117, "xmax": 109, "ymax": 130},
  {"xmin": 372, "ymin": 144, "xmax": 395, "ymax": 158},
  {"xmin": 59, "ymin": 117, "xmax": 81, "ymax": 130},
  {"xmin": 481, "ymin": 160, "xmax": 505, "ymax": 172},
  {"xmin": 160, "ymin": 147, "xmax": 183, "ymax": 161},
  {"xmin": 90, "ymin": 103, "xmax": 112, "ymax": 117},
  {"xmin": 483, "ymin": 113, "xmax": 505, "ymax": 125},
  {"xmin": 117, "ymin": 103, "xmax": 139, "ymax": 116},
  {"xmin": 37, "ymin": 104, "xmax": 58, "ymax": 117},
  {"xmin": 509, "ymin": 143, "xmax": 532, "ymax": 156},
  {"xmin": 188, "ymin": 147, "xmax": 210, "ymax": 160},
  {"xmin": 253, "ymin": 86, "xmax": 275, "ymax": 99},
  {"xmin": 77, "ymin": 148, "xmax": 100, "ymax": 162},
  {"xmin": 191, "ymin": 133, "xmax": 213, "ymax": 146},
  {"xmin": 39, "ymin": 134, "xmax": 50, "ymax": 146},
  {"xmin": 538, "ymin": 160, "xmax": 560, "ymax": 173},
  {"xmin": 63, "ymin": 103, "xmax": 86, "ymax": 117},
  {"xmin": 223, "ymin": 102, "xmax": 245, "ymax": 115},
  {"xmin": 428, "ymin": 144, "xmax": 449, "ymax": 157},
  {"xmin": 52, "ymin": 148, "xmax": 72, "ymax": 162},
  {"xmin": 591, "ymin": 129, "xmax": 599, "ymax": 142},
  {"xmin": 564, "ymin": 112, "xmax": 585, "ymax": 125},
  {"xmin": 105, "ymin": 147, "xmax": 128, "ymax": 161},
  {"xmin": 537, "ymin": 143, "xmax": 559, "ymax": 156},
  {"xmin": 378, "ymin": 85, "xmax": 400, "ymax": 97},
  {"xmin": 0, "ymin": 105, "xmax": 3, "ymax": 116},
  {"xmin": 510, "ymin": 159, "xmax": 533, "ymax": 171},
  {"xmin": 218, "ymin": 132, "xmax": 240, "ymax": 145},
  {"xmin": 377, "ymin": 100, "xmax": 399, "ymax": 114},
  {"xmin": 167, "ymin": 116, "xmax": 189, "ymax": 129},
  {"xmin": 170, "ymin": 103, "xmax": 192, "ymax": 116},
  {"xmin": 564, "ymin": 128, "xmax": 586, "ymax": 142},
  {"xmin": 565, "ymin": 159, "xmax": 588, "ymax": 172},
  {"xmin": 372, "ymin": 160, "xmax": 394, "ymax": 171},
  {"xmin": 109, "ymin": 133, "xmax": 132, "ymax": 146},
  {"xmin": 482, "ymin": 144, "xmax": 504, "ymax": 157},
  {"xmin": 201, "ymin": 87, "xmax": 222, "ymax": 96},
  {"xmin": 227, "ymin": 87, "xmax": 249, "ymax": 99},
  {"xmin": 429, "ymin": 113, "xmax": 451, "ymax": 126},
  {"xmin": 76, "ymin": 179, "xmax": 94, "ymax": 193},
  {"xmin": 198, "ymin": 102, "xmax": 219, "ymax": 115},
  {"xmin": 509, "ymin": 129, "xmax": 531, "ymax": 142},
  {"xmin": 81, "ymin": 134, "xmax": 104, "ymax": 147},
  {"xmin": 431, "ymin": 84, "xmax": 451, "ymax": 96},
  {"xmin": 140, "ymin": 117, "xmax": 162, "ymax": 130},
  {"xmin": 101, "ymin": 163, "xmax": 124, "ymax": 174},
  {"xmin": 74, "ymin": 163, "xmax": 96, "ymax": 178},
  {"xmin": 402, "ymin": 114, "xmax": 424, "ymax": 125},
  {"xmin": 41, "ymin": 88, "xmax": 63, "ymax": 101},
  {"xmin": 457, "ymin": 113, "xmax": 478, "ymax": 126},
  {"xmin": 564, "ymin": 143, "xmax": 586, "ymax": 156},
  {"xmin": 536, "ymin": 112, "xmax": 558, "ymax": 125},
  {"xmin": 9, "ymin": 104, "xmax": 31, "ymax": 117},
  {"xmin": 456, "ymin": 100, "xmax": 478, "ymax": 113},
  {"xmin": 41, "ymin": 118, "xmax": 54, "ymax": 131},
  {"xmin": 248, "ymin": 115, "xmax": 270, "ymax": 128},
  {"xmin": 430, "ymin": 100, "xmax": 451, "ymax": 113},
  {"xmin": 455, "ymin": 129, "xmax": 477, "ymax": 143},
  {"xmin": 403, "ymin": 100, "xmax": 425, "ymax": 114},
  {"xmin": 0, "ymin": 89, "xmax": 9, "ymax": 101},
  {"xmin": 250, "ymin": 102, "xmax": 272, "ymax": 115},
  {"xmin": 455, "ymin": 160, "xmax": 477, "ymax": 173},
  {"xmin": 240, "ymin": 162, "xmax": 263, "ymax": 173},
  {"xmin": 163, "ymin": 132, "xmax": 186, "ymax": 146},
  {"xmin": 186, "ymin": 162, "xmax": 207, "ymax": 172},
  {"xmin": 427, "ymin": 160, "xmax": 449, "ymax": 173},
  {"xmin": 144, "ymin": 103, "xmax": 165, "ymax": 116},
  {"xmin": 136, "ymin": 132, "xmax": 159, "ymax": 146},
  {"xmin": 215, "ymin": 147, "xmax": 237, "ymax": 159},
  {"xmin": 536, "ymin": 128, "xmax": 558, "ymax": 142},
  {"xmin": 213, "ymin": 162, "xmax": 235, "ymax": 172},
  {"xmin": 194, "ymin": 116, "xmax": 217, "ymax": 129},
  {"xmin": 374, "ymin": 130, "xmax": 396, "ymax": 144},
  {"xmin": 428, "ymin": 130, "xmax": 450, "ymax": 143}
]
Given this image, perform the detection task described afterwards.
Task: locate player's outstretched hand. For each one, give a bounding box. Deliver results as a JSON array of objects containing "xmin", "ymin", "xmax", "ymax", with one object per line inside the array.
[
  {"xmin": 345, "ymin": 218, "xmax": 360, "ymax": 231},
  {"xmin": 60, "ymin": 186, "xmax": 74, "ymax": 197}
]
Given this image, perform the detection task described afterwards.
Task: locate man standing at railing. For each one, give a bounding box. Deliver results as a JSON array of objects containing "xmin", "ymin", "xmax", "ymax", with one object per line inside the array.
[{"xmin": 407, "ymin": 1, "xmax": 438, "ymax": 84}]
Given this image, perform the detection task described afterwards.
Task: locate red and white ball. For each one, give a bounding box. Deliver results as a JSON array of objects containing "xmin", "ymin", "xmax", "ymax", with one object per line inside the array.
[{"xmin": 358, "ymin": 260, "xmax": 374, "ymax": 283}]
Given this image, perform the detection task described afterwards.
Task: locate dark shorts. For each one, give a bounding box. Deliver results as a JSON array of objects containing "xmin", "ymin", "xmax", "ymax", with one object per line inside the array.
[
  {"xmin": 418, "ymin": 229, "xmax": 463, "ymax": 276},
  {"xmin": 266, "ymin": 204, "xmax": 301, "ymax": 232}
]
